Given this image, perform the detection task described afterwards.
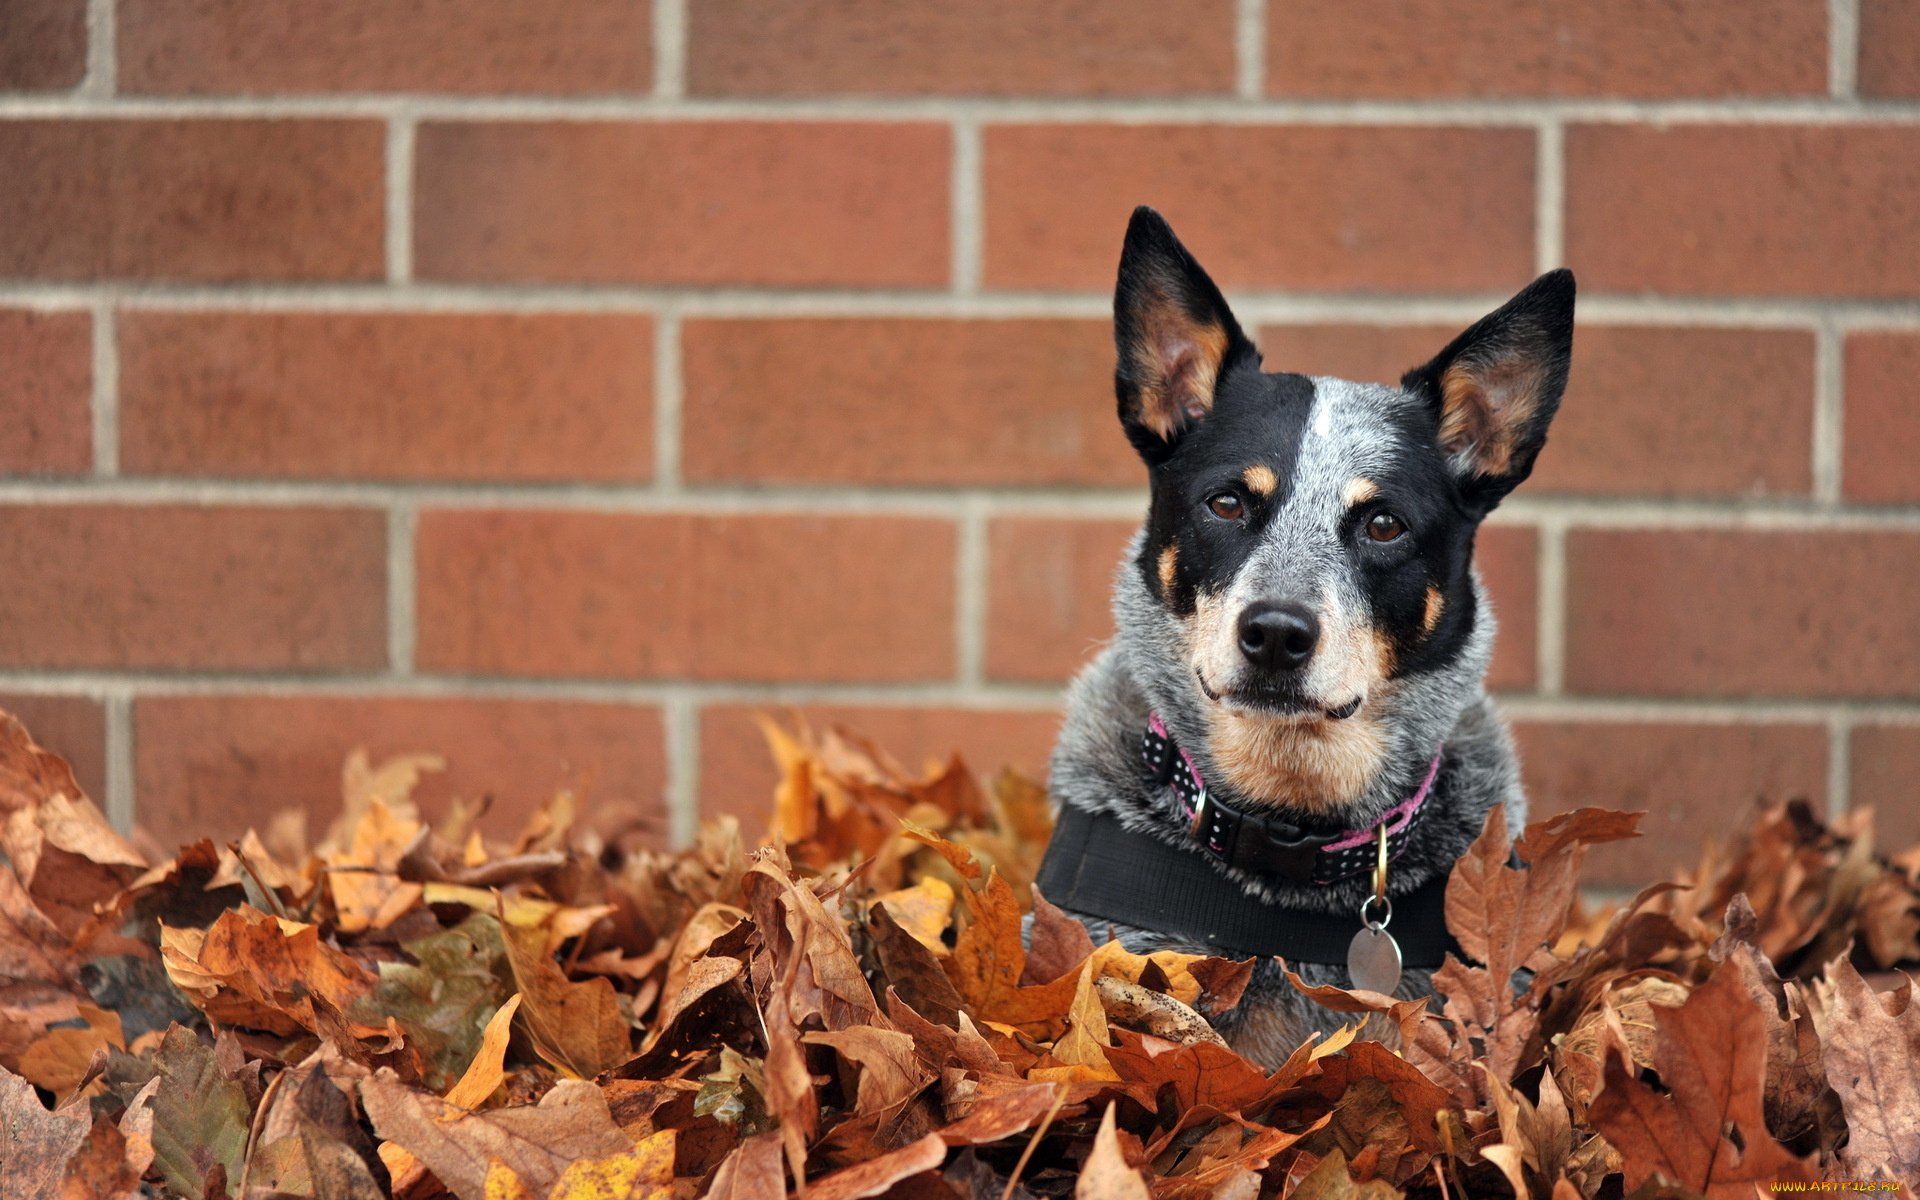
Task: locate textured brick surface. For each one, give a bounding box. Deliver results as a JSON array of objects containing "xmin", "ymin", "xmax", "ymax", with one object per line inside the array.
[
  {"xmin": 985, "ymin": 518, "xmax": 1135, "ymax": 684},
  {"xmin": 0, "ymin": 120, "xmax": 385, "ymax": 282},
  {"xmin": 1566, "ymin": 125, "xmax": 1920, "ymax": 298},
  {"xmin": 983, "ymin": 125, "xmax": 1534, "ymax": 293},
  {"xmin": 1259, "ymin": 324, "xmax": 1815, "ymax": 497},
  {"xmin": 416, "ymin": 512, "xmax": 955, "ymax": 682},
  {"xmin": 0, "ymin": 506, "xmax": 387, "ymax": 670},
  {"xmin": 681, "ymin": 319, "xmax": 1132, "ymax": 487},
  {"xmin": 0, "ymin": 310, "xmax": 91, "ymax": 475},
  {"xmin": 699, "ymin": 705, "xmax": 1061, "ymax": 828},
  {"xmin": 415, "ymin": 122, "xmax": 949, "ymax": 286},
  {"xmin": 119, "ymin": 0, "xmax": 650, "ymax": 95},
  {"xmin": 687, "ymin": 0, "xmax": 1233, "ymax": 96},
  {"xmin": 120, "ymin": 312, "xmax": 653, "ymax": 482},
  {"xmin": 981, "ymin": 519, "xmax": 1535, "ymax": 690},
  {"xmin": 1266, "ymin": 0, "xmax": 1825, "ymax": 98},
  {"xmin": 1514, "ymin": 720, "xmax": 1829, "ymax": 887},
  {"xmin": 134, "ymin": 695, "xmax": 665, "ymax": 849},
  {"xmin": 0, "ymin": 694, "xmax": 107, "ymax": 805},
  {"xmin": 1851, "ymin": 725, "xmax": 1920, "ymax": 849},
  {"xmin": 1860, "ymin": 0, "xmax": 1920, "ymax": 97},
  {"xmin": 1565, "ymin": 531, "xmax": 1920, "ymax": 698},
  {"xmin": 1476, "ymin": 525, "xmax": 1537, "ymax": 692},
  {"xmin": 0, "ymin": 0, "xmax": 86, "ymax": 89},
  {"xmin": 1843, "ymin": 333, "xmax": 1920, "ymax": 504}
]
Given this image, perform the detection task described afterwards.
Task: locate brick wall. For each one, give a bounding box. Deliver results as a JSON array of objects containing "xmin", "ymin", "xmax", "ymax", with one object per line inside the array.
[{"xmin": 2, "ymin": 0, "xmax": 1917, "ymax": 886}]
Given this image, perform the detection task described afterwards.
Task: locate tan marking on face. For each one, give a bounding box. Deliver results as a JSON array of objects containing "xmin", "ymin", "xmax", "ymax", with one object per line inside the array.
[
  {"xmin": 1439, "ymin": 359, "xmax": 1542, "ymax": 477},
  {"xmin": 1204, "ymin": 707, "xmax": 1389, "ymax": 810},
  {"xmin": 1423, "ymin": 586, "xmax": 1444, "ymax": 635},
  {"xmin": 1343, "ymin": 478, "xmax": 1379, "ymax": 507},
  {"xmin": 1157, "ymin": 544, "xmax": 1179, "ymax": 595},
  {"xmin": 1242, "ymin": 464, "xmax": 1279, "ymax": 496}
]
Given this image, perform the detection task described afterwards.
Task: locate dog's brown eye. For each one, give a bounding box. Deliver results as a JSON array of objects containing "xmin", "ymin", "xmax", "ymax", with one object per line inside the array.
[
  {"xmin": 1207, "ymin": 493, "xmax": 1244, "ymax": 520},
  {"xmin": 1367, "ymin": 512, "xmax": 1405, "ymax": 542}
]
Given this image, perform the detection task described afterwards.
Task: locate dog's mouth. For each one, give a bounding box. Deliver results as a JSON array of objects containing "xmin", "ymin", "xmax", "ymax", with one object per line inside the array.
[{"xmin": 1196, "ymin": 670, "xmax": 1363, "ymax": 721}]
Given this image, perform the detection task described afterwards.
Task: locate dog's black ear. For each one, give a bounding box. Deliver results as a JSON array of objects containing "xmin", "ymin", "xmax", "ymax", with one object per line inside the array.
[
  {"xmin": 1401, "ymin": 268, "xmax": 1575, "ymax": 510},
  {"xmin": 1114, "ymin": 206, "xmax": 1257, "ymax": 464}
]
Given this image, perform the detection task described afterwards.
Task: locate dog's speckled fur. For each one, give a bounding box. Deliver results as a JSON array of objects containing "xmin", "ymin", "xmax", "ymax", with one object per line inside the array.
[{"xmin": 1041, "ymin": 208, "xmax": 1575, "ymax": 1067}]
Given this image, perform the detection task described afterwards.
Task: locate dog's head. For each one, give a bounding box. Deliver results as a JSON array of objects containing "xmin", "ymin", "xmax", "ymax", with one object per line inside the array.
[{"xmin": 1112, "ymin": 206, "xmax": 1573, "ymax": 812}]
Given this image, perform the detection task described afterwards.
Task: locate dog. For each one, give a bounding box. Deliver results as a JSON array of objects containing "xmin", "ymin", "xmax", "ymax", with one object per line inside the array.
[{"xmin": 1033, "ymin": 206, "xmax": 1574, "ymax": 1067}]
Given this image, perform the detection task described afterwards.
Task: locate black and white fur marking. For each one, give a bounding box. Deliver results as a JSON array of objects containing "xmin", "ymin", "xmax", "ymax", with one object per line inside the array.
[{"xmin": 1043, "ymin": 207, "xmax": 1575, "ymax": 1067}]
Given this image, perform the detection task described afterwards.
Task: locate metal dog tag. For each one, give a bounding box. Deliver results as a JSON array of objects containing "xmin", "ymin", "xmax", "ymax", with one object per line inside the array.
[{"xmin": 1348, "ymin": 893, "xmax": 1401, "ymax": 995}]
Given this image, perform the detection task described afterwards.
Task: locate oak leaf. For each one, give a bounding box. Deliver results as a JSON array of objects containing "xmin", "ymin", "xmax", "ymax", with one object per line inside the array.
[
  {"xmin": 1820, "ymin": 960, "xmax": 1920, "ymax": 1186},
  {"xmin": 0, "ymin": 1064, "xmax": 90, "ymax": 1200}
]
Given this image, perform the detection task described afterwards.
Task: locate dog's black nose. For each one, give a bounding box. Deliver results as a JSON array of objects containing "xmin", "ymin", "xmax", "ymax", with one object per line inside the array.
[{"xmin": 1237, "ymin": 603, "xmax": 1319, "ymax": 671}]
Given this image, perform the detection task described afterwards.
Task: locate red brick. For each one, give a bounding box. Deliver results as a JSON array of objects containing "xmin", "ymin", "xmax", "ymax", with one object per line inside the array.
[
  {"xmin": 982, "ymin": 518, "xmax": 1534, "ymax": 690},
  {"xmin": 1258, "ymin": 324, "xmax": 1815, "ymax": 497},
  {"xmin": 1566, "ymin": 125, "xmax": 1920, "ymax": 298},
  {"xmin": 0, "ymin": 120, "xmax": 384, "ymax": 282},
  {"xmin": 0, "ymin": 694, "xmax": 106, "ymax": 804},
  {"xmin": 1477, "ymin": 525, "xmax": 1537, "ymax": 692},
  {"xmin": 1266, "ymin": 0, "xmax": 1824, "ymax": 99},
  {"xmin": 1565, "ymin": 530, "xmax": 1920, "ymax": 698},
  {"xmin": 0, "ymin": 310, "xmax": 91, "ymax": 475},
  {"xmin": 699, "ymin": 705, "xmax": 1060, "ymax": 830},
  {"xmin": 120, "ymin": 312, "xmax": 653, "ymax": 483},
  {"xmin": 416, "ymin": 511, "xmax": 955, "ymax": 682},
  {"xmin": 687, "ymin": 0, "xmax": 1232, "ymax": 96},
  {"xmin": 119, "ymin": 0, "xmax": 649, "ymax": 95},
  {"xmin": 1850, "ymin": 724, "xmax": 1920, "ymax": 850},
  {"xmin": 134, "ymin": 695, "xmax": 664, "ymax": 851},
  {"xmin": 414, "ymin": 122, "xmax": 948, "ymax": 287},
  {"xmin": 986, "ymin": 518, "xmax": 1135, "ymax": 684},
  {"xmin": 1843, "ymin": 333, "xmax": 1920, "ymax": 504},
  {"xmin": 0, "ymin": 505, "xmax": 386, "ymax": 671},
  {"xmin": 1514, "ymin": 720, "xmax": 1829, "ymax": 888},
  {"xmin": 984, "ymin": 125, "xmax": 1533, "ymax": 293},
  {"xmin": 0, "ymin": 0, "xmax": 86, "ymax": 89},
  {"xmin": 1860, "ymin": 0, "xmax": 1920, "ymax": 97},
  {"xmin": 682, "ymin": 319, "xmax": 1134, "ymax": 487}
]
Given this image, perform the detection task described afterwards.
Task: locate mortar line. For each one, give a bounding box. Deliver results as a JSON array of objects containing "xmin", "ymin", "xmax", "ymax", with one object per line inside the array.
[
  {"xmin": 1534, "ymin": 516, "xmax": 1567, "ymax": 696},
  {"xmin": 387, "ymin": 505, "xmax": 417, "ymax": 675},
  {"xmin": 80, "ymin": 0, "xmax": 115, "ymax": 97},
  {"xmin": 949, "ymin": 120, "xmax": 983, "ymax": 295},
  {"xmin": 652, "ymin": 312, "xmax": 683, "ymax": 491},
  {"xmin": 652, "ymin": 0, "xmax": 687, "ymax": 100},
  {"xmin": 384, "ymin": 113, "xmax": 417, "ymax": 283},
  {"xmin": 954, "ymin": 499, "xmax": 989, "ymax": 690},
  {"xmin": 0, "ymin": 668, "xmax": 1913, "ymax": 725},
  {"xmin": 89, "ymin": 302, "xmax": 118, "ymax": 475},
  {"xmin": 4, "ymin": 283, "xmax": 1915, "ymax": 328},
  {"xmin": 1830, "ymin": 0, "xmax": 1861, "ymax": 99},
  {"xmin": 1534, "ymin": 119, "xmax": 1564, "ymax": 271},
  {"xmin": 104, "ymin": 690, "xmax": 133, "ymax": 833},
  {"xmin": 664, "ymin": 693, "xmax": 699, "ymax": 847},
  {"xmin": 7, "ymin": 93, "xmax": 1920, "ymax": 123},
  {"xmin": 1236, "ymin": 0, "xmax": 1267, "ymax": 100},
  {"xmin": 1826, "ymin": 711, "xmax": 1853, "ymax": 816},
  {"xmin": 1812, "ymin": 319, "xmax": 1845, "ymax": 504}
]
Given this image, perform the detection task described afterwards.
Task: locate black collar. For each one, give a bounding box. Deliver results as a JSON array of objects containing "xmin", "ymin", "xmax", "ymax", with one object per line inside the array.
[{"xmin": 1035, "ymin": 804, "xmax": 1457, "ymax": 967}]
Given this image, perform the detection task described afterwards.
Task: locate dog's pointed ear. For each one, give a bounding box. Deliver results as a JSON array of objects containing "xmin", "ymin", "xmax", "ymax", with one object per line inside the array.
[
  {"xmin": 1401, "ymin": 268, "xmax": 1575, "ymax": 510},
  {"xmin": 1114, "ymin": 206, "xmax": 1257, "ymax": 464}
]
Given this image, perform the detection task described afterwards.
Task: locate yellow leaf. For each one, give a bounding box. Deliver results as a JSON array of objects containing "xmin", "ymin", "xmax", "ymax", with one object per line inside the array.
[
  {"xmin": 1050, "ymin": 963, "xmax": 1116, "ymax": 1079},
  {"xmin": 543, "ymin": 1129, "xmax": 676, "ymax": 1200},
  {"xmin": 446, "ymin": 995, "xmax": 523, "ymax": 1112},
  {"xmin": 484, "ymin": 1158, "xmax": 538, "ymax": 1200},
  {"xmin": 875, "ymin": 877, "xmax": 954, "ymax": 957},
  {"xmin": 1309, "ymin": 1020, "xmax": 1364, "ymax": 1061},
  {"xmin": 327, "ymin": 796, "xmax": 422, "ymax": 934}
]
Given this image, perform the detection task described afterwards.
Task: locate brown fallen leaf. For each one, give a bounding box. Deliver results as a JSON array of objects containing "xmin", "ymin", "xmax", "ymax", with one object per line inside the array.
[
  {"xmin": 1588, "ymin": 957, "xmax": 1815, "ymax": 1197},
  {"xmin": 1288, "ymin": 1148, "xmax": 1402, "ymax": 1200},
  {"xmin": 1023, "ymin": 885, "xmax": 1097, "ymax": 987},
  {"xmin": 0, "ymin": 711, "xmax": 87, "ymax": 818},
  {"xmin": 804, "ymin": 1131, "xmax": 947, "ymax": 1200},
  {"xmin": 1820, "ymin": 960, "xmax": 1920, "ymax": 1186},
  {"xmin": 0, "ymin": 1064, "xmax": 90, "ymax": 1200},
  {"xmin": 499, "ymin": 908, "xmax": 633, "ymax": 1080},
  {"xmin": 361, "ymin": 1070, "xmax": 634, "ymax": 1200},
  {"xmin": 1076, "ymin": 1101, "xmax": 1150, "ymax": 1200},
  {"xmin": 707, "ymin": 1130, "xmax": 786, "ymax": 1200}
]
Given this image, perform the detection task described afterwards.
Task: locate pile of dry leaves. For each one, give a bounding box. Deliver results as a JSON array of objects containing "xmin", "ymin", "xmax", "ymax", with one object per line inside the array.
[{"xmin": 2, "ymin": 707, "xmax": 1917, "ymax": 1200}]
